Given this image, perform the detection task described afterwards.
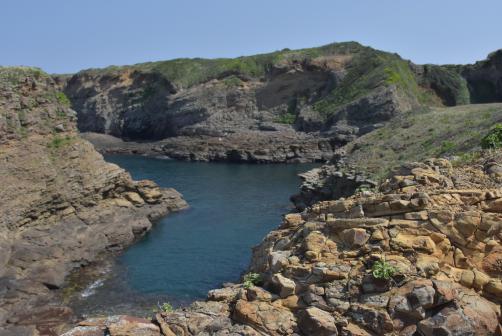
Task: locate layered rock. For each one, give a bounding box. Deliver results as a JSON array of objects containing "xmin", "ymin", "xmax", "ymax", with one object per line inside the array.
[
  {"xmin": 64, "ymin": 154, "xmax": 502, "ymax": 335},
  {"xmin": 0, "ymin": 67, "xmax": 187, "ymax": 335},
  {"xmin": 290, "ymin": 163, "xmax": 377, "ymax": 210},
  {"xmin": 59, "ymin": 43, "xmax": 502, "ymax": 164},
  {"xmin": 59, "ymin": 42, "xmax": 434, "ymax": 162}
]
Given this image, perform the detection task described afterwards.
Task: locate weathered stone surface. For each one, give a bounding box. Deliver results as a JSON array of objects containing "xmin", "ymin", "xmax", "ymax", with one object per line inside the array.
[
  {"xmin": 272, "ymin": 273, "xmax": 296, "ymax": 298},
  {"xmin": 0, "ymin": 68, "xmax": 187, "ymax": 333},
  {"xmin": 298, "ymin": 307, "xmax": 338, "ymax": 336},
  {"xmin": 233, "ymin": 299, "xmax": 296, "ymax": 336},
  {"xmin": 48, "ymin": 154, "xmax": 502, "ymax": 335}
]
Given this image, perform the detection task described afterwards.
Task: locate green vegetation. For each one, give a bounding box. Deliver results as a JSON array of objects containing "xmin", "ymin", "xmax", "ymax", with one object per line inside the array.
[
  {"xmin": 420, "ymin": 65, "xmax": 470, "ymax": 106},
  {"xmin": 243, "ymin": 272, "xmax": 262, "ymax": 289},
  {"xmin": 276, "ymin": 112, "xmax": 296, "ymax": 124},
  {"xmin": 481, "ymin": 124, "xmax": 502, "ymax": 149},
  {"xmin": 159, "ymin": 302, "xmax": 174, "ymax": 313},
  {"xmin": 452, "ymin": 151, "xmax": 482, "ymax": 167},
  {"xmin": 222, "ymin": 75, "xmax": 243, "ymax": 88},
  {"xmin": 439, "ymin": 140, "xmax": 456, "ymax": 154},
  {"xmin": 81, "ymin": 42, "xmax": 366, "ymax": 89},
  {"xmin": 343, "ymin": 103, "xmax": 502, "ymax": 180},
  {"xmin": 312, "ymin": 49, "xmax": 434, "ymax": 119},
  {"xmin": 0, "ymin": 66, "xmax": 48, "ymax": 85},
  {"xmin": 47, "ymin": 135, "xmax": 74, "ymax": 149},
  {"xmin": 372, "ymin": 258, "xmax": 396, "ymax": 280},
  {"xmin": 56, "ymin": 92, "xmax": 71, "ymax": 107}
]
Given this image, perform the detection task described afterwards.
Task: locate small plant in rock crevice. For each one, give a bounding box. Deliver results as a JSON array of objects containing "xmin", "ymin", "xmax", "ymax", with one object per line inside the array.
[
  {"xmin": 243, "ymin": 272, "xmax": 262, "ymax": 289},
  {"xmin": 154, "ymin": 301, "xmax": 174, "ymax": 313},
  {"xmin": 372, "ymin": 258, "xmax": 396, "ymax": 280}
]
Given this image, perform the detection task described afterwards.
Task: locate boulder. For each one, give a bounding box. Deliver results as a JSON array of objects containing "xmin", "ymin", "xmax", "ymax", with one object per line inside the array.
[
  {"xmin": 272, "ymin": 273, "xmax": 296, "ymax": 298},
  {"xmin": 298, "ymin": 307, "xmax": 338, "ymax": 336}
]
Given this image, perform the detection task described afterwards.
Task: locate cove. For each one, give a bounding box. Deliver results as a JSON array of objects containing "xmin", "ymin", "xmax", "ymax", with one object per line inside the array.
[{"xmin": 69, "ymin": 155, "xmax": 317, "ymax": 316}]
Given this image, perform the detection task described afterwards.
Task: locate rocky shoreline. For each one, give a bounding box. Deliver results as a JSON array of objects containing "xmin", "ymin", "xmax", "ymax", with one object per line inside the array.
[
  {"xmin": 0, "ymin": 68, "xmax": 187, "ymax": 335},
  {"xmin": 81, "ymin": 131, "xmax": 335, "ymax": 164},
  {"xmin": 62, "ymin": 154, "xmax": 502, "ymax": 335}
]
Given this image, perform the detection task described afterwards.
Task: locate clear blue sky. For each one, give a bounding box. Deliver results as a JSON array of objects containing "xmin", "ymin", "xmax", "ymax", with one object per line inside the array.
[{"xmin": 1, "ymin": 0, "xmax": 501, "ymax": 74}]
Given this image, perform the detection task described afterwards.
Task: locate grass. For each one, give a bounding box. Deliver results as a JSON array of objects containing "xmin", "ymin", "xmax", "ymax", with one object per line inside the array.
[
  {"xmin": 56, "ymin": 92, "xmax": 71, "ymax": 107},
  {"xmin": 343, "ymin": 103, "xmax": 502, "ymax": 180},
  {"xmin": 275, "ymin": 113, "xmax": 296, "ymax": 124},
  {"xmin": 222, "ymin": 75, "xmax": 243, "ymax": 88},
  {"xmin": 78, "ymin": 42, "xmax": 367, "ymax": 89},
  {"xmin": 47, "ymin": 135, "xmax": 74, "ymax": 149},
  {"xmin": 0, "ymin": 66, "xmax": 48, "ymax": 85},
  {"xmin": 312, "ymin": 50, "xmax": 436, "ymax": 119}
]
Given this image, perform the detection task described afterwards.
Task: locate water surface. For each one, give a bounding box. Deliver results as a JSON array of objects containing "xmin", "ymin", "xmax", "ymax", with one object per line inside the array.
[{"xmin": 70, "ymin": 155, "xmax": 317, "ymax": 316}]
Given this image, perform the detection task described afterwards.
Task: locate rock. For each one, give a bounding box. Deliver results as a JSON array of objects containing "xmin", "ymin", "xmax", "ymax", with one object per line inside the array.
[
  {"xmin": 340, "ymin": 228, "xmax": 369, "ymax": 248},
  {"xmin": 455, "ymin": 212, "xmax": 481, "ymax": 237},
  {"xmin": 124, "ymin": 192, "xmax": 145, "ymax": 206},
  {"xmin": 233, "ymin": 300, "xmax": 296, "ymax": 336},
  {"xmin": 483, "ymin": 250, "xmax": 502, "ymax": 276},
  {"xmin": 208, "ymin": 286, "xmax": 240, "ymax": 303},
  {"xmin": 283, "ymin": 213, "xmax": 304, "ymax": 228},
  {"xmin": 409, "ymin": 284, "xmax": 435, "ymax": 309},
  {"xmin": 472, "ymin": 269, "xmax": 491, "ymax": 290},
  {"xmin": 246, "ymin": 286, "xmax": 273, "ymax": 302},
  {"xmin": 0, "ymin": 68, "xmax": 187, "ymax": 333},
  {"xmin": 484, "ymin": 280, "xmax": 502, "ymax": 299},
  {"xmin": 60, "ymin": 326, "xmax": 104, "ymax": 336},
  {"xmin": 298, "ymin": 307, "xmax": 338, "ymax": 336},
  {"xmin": 460, "ymin": 270, "xmax": 475, "ymax": 288},
  {"xmin": 54, "ymin": 123, "xmax": 65, "ymax": 132},
  {"xmin": 348, "ymin": 304, "xmax": 393, "ymax": 334},
  {"xmin": 418, "ymin": 304, "xmax": 498, "ymax": 336},
  {"xmin": 272, "ymin": 273, "xmax": 296, "ymax": 298},
  {"xmin": 107, "ymin": 316, "xmax": 160, "ymax": 336}
]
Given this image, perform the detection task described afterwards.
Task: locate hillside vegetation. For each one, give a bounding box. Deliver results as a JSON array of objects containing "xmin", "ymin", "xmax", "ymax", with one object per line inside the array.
[{"xmin": 343, "ymin": 103, "xmax": 502, "ymax": 178}]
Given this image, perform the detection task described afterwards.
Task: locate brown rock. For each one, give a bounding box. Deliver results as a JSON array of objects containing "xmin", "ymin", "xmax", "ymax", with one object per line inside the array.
[
  {"xmin": 298, "ymin": 307, "xmax": 338, "ymax": 336},
  {"xmin": 340, "ymin": 228, "xmax": 369, "ymax": 248},
  {"xmin": 272, "ymin": 273, "xmax": 296, "ymax": 298},
  {"xmin": 233, "ymin": 300, "xmax": 296, "ymax": 336}
]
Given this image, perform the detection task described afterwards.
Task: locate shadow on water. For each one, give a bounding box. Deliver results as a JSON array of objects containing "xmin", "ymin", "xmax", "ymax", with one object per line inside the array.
[{"xmin": 67, "ymin": 155, "xmax": 319, "ymax": 318}]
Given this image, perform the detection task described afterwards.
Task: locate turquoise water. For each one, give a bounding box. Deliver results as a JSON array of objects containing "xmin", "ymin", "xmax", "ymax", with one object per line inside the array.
[{"xmin": 71, "ymin": 155, "xmax": 316, "ymax": 315}]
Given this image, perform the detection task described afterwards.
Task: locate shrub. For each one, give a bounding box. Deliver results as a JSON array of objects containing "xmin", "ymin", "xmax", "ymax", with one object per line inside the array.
[
  {"xmin": 159, "ymin": 302, "xmax": 174, "ymax": 313},
  {"xmin": 481, "ymin": 124, "xmax": 502, "ymax": 149},
  {"xmin": 439, "ymin": 140, "xmax": 456, "ymax": 154},
  {"xmin": 372, "ymin": 259, "xmax": 396, "ymax": 280},
  {"xmin": 243, "ymin": 272, "xmax": 262, "ymax": 289},
  {"xmin": 275, "ymin": 112, "xmax": 296, "ymax": 124},
  {"xmin": 56, "ymin": 92, "xmax": 71, "ymax": 107},
  {"xmin": 48, "ymin": 135, "xmax": 73, "ymax": 149}
]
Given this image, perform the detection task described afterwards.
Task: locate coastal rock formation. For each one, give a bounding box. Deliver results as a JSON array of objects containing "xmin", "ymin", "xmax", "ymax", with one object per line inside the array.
[
  {"xmin": 58, "ymin": 43, "xmax": 502, "ymax": 163},
  {"xmin": 462, "ymin": 49, "xmax": 502, "ymax": 104},
  {"xmin": 0, "ymin": 67, "xmax": 187, "ymax": 335},
  {"xmin": 59, "ymin": 42, "xmax": 435, "ymax": 162},
  {"xmin": 64, "ymin": 154, "xmax": 502, "ymax": 335},
  {"xmin": 290, "ymin": 164, "xmax": 378, "ymax": 210}
]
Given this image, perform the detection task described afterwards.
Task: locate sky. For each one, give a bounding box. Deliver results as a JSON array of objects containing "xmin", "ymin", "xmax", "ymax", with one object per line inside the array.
[{"xmin": 1, "ymin": 0, "xmax": 501, "ymax": 74}]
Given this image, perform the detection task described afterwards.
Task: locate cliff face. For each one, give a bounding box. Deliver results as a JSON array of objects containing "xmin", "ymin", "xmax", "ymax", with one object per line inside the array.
[
  {"xmin": 462, "ymin": 49, "xmax": 502, "ymax": 103},
  {"xmin": 63, "ymin": 154, "xmax": 502, "ymax": 336},
  {"xmin": 0, "ymin": 67, "xmax": 187, "ymax": 335},
  {"xmin": 60, "ymin": 42, "xmax": 439, "ymax": 163},
  {"xmin": 59, "ymin": 43, "xmax": 502, "ymax": 163}
]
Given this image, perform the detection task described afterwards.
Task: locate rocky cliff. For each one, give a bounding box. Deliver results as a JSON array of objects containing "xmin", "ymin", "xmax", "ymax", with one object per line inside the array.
[
  {"xmin": 0, "ymin": 67, "xmax": 187, "ymax": 335},
  {"xmin": 57, "ymin": 42, "xmax": 502, "ymax": 163},
  {"xmin": 57, "ymin": 42, "xmax": 445, "ymax": 162},
  {"xmin": 63, "ymin": 153, "xmax": 502, "ymax": 335}
]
